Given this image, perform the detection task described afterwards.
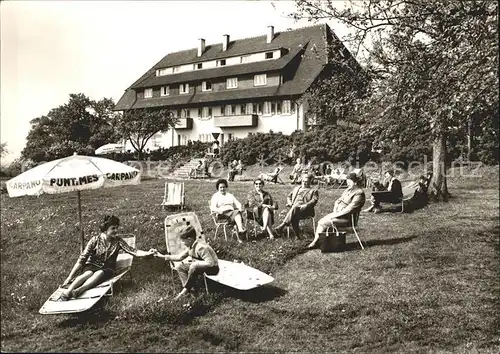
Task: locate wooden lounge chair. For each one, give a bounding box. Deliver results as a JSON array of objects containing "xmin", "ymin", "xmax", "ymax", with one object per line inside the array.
[
  {"xmin": 39, "ymin": 235, "xmax": 136, "ymax": 315},
  {"xmin": 161, "ymin": 182, "xmax": 185, "ymax": 210}
]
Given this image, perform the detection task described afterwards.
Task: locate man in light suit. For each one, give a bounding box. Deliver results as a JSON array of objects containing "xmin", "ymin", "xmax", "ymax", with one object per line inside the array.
[
  {"xmin": 363, "ymin": 169, "xmax": 403, "ymax": 213},
  {"xmin": 307, "ymin": 172, "xmax": 366, "ymax": 249},
  {"xmin": 275, "ymin": 173, "xmax": 319, "ymax": 237}
]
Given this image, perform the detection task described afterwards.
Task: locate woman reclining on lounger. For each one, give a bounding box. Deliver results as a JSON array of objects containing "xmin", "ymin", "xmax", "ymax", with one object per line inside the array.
[{"xmin": 58, "ymin": 215, "xmax": 155, "ymax": 301}]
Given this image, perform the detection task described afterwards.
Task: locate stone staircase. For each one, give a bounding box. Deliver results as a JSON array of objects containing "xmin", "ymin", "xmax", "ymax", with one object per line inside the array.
[{"xmin": 171, "ymin": 158, "xmax": 207, "ymax": 178}]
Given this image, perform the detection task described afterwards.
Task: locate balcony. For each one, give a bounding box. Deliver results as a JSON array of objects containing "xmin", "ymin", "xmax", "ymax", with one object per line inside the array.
[
  {"xmin": 174, "ymin": 117, "xmax": 193, "ymax": 130},
  {"xmin": 213, "ymin": 114, "xmax": 258, "ymax": 128}
]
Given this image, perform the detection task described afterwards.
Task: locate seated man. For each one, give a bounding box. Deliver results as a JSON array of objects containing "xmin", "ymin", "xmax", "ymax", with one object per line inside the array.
[
  {"xmin": 363, "ymin": 169, "xmax": 402, "ymax": 213},
  {"xmin": 189, "ymin": 160, "xmax": 204, "ymax": 178},
  {"xmin": 274, "ymin": 173, "xmax": 319, "ymax": 237},
  {"xmin": 154, "ymin": 225, "xmax": 219, "ymax": 300},
  {"xmin": 290, "ymin": 158, "xmax": 303, "ymax": 184},
  {"xmin": 307, "ymin": 173, "xmax": 366, "ymax": 249}
]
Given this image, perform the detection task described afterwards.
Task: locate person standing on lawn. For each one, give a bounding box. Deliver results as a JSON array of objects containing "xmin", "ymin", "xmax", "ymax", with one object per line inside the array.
[{"xmin": 154, "ymin": 225, "xmax": 219, "ymax": 300}]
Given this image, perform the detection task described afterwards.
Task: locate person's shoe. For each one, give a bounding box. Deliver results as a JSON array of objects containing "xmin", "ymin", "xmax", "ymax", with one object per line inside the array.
[
  {"xmin": 362, "ymin": 206, "xmax": 374, "ymax": 213},
  {"xmin": 373, "ymin": 208, "xmax": 381, "ymax": 214},
  {"xmin": 305, "ymin": 242, "xmax": 317, "ymax": 249}
]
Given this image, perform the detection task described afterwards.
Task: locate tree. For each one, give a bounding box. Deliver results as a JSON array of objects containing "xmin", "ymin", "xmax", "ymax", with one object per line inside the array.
[
  {"xmin": 115, "ymin": 108, "xmax": 176, "ymax": 160},
  {"xmin": 0, "ymin": 142, "xmax": 8, "ymax": 158},
  {"xmin": 22, "ymin": 94, "xmax": 121, "ymax": 162},
  {"xmin": 291, "ymin": 0, "xmax": 498, "ymax": 201}
]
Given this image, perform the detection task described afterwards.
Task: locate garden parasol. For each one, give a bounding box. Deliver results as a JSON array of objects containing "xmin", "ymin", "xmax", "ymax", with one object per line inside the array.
[{"xmin": 6, "ymin": 153, "xmax": 141, "ymax": 251}]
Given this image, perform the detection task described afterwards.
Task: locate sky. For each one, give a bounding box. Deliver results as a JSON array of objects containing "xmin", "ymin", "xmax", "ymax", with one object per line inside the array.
[{"xmin": 0, "ymin": 0, "xmax": 349, "ymax": 164}]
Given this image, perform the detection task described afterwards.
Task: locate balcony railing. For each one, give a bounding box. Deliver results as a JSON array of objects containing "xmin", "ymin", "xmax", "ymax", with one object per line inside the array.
[
  {"xmin": 174, "ymin": 117, "xmax": 193, "ymax": 129},
  {"xmin": 213, "ymin": 114, "xmax": 258, "ymax": 128}
]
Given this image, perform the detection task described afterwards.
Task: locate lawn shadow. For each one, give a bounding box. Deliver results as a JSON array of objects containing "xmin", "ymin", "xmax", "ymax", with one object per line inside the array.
[
  {"xmin": 337, "ymin": 235, "xmax": 419, "ymax": 252},
  {"xmin": 207, "ymin": 282, "xmax": 287, "ymax": 303},
  {"xmin": 56, "ymin": 300, "xmax": 114, "ymax": 328}
]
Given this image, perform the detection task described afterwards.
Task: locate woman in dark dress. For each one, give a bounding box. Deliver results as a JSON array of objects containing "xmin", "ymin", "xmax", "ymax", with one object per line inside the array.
[{"xmin": 245, "ymin": 178, "xmax": 278, "ymax": 239}]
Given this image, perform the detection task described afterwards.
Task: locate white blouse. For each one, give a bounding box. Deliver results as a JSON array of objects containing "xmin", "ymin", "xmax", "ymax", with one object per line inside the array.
[{"xmin": 210, "ymin": 192, "xmax": 242, "ymax": 213}]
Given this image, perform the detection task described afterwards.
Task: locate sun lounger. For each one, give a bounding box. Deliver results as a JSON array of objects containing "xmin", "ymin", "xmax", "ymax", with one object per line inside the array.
[{"xmin": 39, "ymin": 235, "xmax": 135, "ymax": 315}]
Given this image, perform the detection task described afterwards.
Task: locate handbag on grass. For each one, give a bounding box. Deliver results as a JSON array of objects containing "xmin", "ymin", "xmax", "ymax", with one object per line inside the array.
[{"xmin": 320, "ymin": 223, "xmax": 346, "ymax": 253}]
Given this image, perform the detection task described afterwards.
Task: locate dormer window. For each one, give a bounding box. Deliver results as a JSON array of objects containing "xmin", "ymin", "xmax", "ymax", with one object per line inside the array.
[
  {"xmin": 226, "ymin": 77, "xmax": 238, "ymax": 89},
  {"xmin": 265, "ymin": 52, "xmax": 274, "ymax": 59},
  {"xmin": 173, "ymin": 66, "xmax": 180, "ymax": 73},
  {"xmin": 156, "ymin": 68, "xmax": 169, "ymax": 76},
  {"xmin": 254, "ymin": 74, "xmax": 267, "ymax": 86},
  {"xmin": 144, "ymin": 88, "xmax": 153, "ymax": 98},
  {"xmin": 160, "ymin": 86, "xmax": 169, "ymax": 96},
  {"xmin": 196, "ymin": 63, "xmax": 203, "ymax": 70},
  {"xmin": 217, "ymin": 59, "xmax": 226, "ymax": 67},
  {"xmin": 179, "ymin": 83, "xmax": 189, "ymax": 94},
  {"xmin": 202, "ymin": 81, "xmax": 212, "ymax": 92}
]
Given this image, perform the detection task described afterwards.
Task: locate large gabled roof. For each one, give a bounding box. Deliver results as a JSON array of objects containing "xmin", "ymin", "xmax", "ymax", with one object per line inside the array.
[{"xmin": 115, "ymin": 24, "xmax": 332, "ymax": 110}]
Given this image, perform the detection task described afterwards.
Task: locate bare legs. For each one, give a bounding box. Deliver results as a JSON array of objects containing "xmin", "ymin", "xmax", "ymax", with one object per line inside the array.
[
  {"xmin": 234, "ymin": 213, "xmax": 246, "ymax": 243},
  {"xmin": 261, "ymin": 207, "xmax": 275, "ymax": 239},
  {"xmin": 61, "ymin": 270, "xmax": 108, "ymax": 299},
  {"xmin": 307, "ymin": 214, "xmax": 350, "ymax": 249}
]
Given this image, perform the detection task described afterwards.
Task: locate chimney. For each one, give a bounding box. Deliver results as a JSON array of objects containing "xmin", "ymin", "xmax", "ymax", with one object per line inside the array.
[
  {"xmin": 267, "ymin": 25, "xmax": 274, "ymax": 44},
  {"xmin": 198, "ymin": 38, "xmax": 205, "ymax": 57},
  {"xmin": 222, "ymin": 34, "xmax": 230, "ymax": 51}
]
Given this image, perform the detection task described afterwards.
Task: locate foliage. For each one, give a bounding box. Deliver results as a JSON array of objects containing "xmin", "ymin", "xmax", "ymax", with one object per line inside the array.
[
  {"xmin": 116, "ymin": 108, "xmax": 177, "ymax": 159},
  {"xmin": 22, "ymin": 94, "xmax": 121, "ymax": 162},
  {"xmin": 291, "ymin": 0, "xmax": 498, "ymax": 199},
  {"xmin": 220, "ymin": 129, "xmax": 373, "ymax": 167},
  {"xmin": 0, "ymin": 142, "xmax": 8, "ymax": 158}
]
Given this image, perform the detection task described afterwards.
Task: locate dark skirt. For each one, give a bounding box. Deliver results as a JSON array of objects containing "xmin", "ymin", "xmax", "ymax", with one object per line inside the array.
[
  {"xmin": 246, "ymin": 206, "xmax": 274, "ymax": 226},
  {"xmin": 216, "ymin": 209, "xmax": 241, "ymax": 224},
  {"xmin": 81, "ymin": 263, "xmax": 114, "ymax": 278}
]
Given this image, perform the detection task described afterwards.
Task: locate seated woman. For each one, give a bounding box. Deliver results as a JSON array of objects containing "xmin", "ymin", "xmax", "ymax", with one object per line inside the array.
[
  {"xmin": 59, "ymin": 215, "xmax": 155, "ymax": 300},
  {"xmin": 245, "ymin": 178, "xmax": 278, "ymax": 239},
  {"xmin": 189, "ymin": 160, "xmax": 204, "ymax": 178},
  {"xmin": 154, "ymin": 225, "xmax": 219, "ymax": 300},
  {"xmin": 210, "ymin": 179, "xmax": 247, "ymax": 242}
]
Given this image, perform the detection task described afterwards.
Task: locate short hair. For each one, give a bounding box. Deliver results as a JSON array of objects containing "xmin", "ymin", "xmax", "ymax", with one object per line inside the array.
[
  {"xmin": 346, "ymin": 172, "xmax": 360, "ymax": 184},
  {"xmin": 253, "ymin": 178, "xmax": 265, "ymax": 186},
  {"xmin": 178, "ymin": 225, "xmax": 197, "ymax": 240},
  {"xmin": 302, "ymin": 172, "xmax": 314, "ymax": 180},
  {"xmin": 385, "ymin": 169, "xmax": 395, "ymax": 176},
  {"xmin": 215, "ymin": 178, "xmax": 228, "ymax": 190},
  {"xmin": 99, "ymin": 215, "xmax": 120, "ymax": 232}
]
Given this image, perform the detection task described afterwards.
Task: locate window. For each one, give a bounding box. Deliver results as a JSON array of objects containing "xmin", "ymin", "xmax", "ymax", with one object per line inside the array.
[
  {"xmin": 160, "ymin": 86, "xmax": 169, "ymax": 96},
  {"xmin": 220, "ymin": 106, "xmax": 225, "ymax": 116},
  {"xmin": 202, "ymin": 107, "xmax": 212, "ymax": 118},
  {"xmin": 157, "ymin": 68, "xmax": 169, "ymax": 76},
  {"xmin": 270, "ymin": 102, "xmax": 276, "ymax": 115},
  {"xmin": 196, "ymin": 63, "xmax": 203, "ymax": 69},
  {"xmin": 228, "ymin": 133, "xmax": 233, "ymax": 141},
  {"xmin": 282, "ymin": 100, "xmax": 291, "ymax": 114},
  {"xmin": 257, "ymin": 103, "xmax": 263, "ymax": 115},
  {"xmin": 277, "ymin": 102, "xmax": 282, "ymax": 115},
  {"xmin": 173, "ymin": 66, "xmax": 180, "ymax": 73},
  {"xmin": 176, "ymin": 109, "xmax": 182, "ymax": 118},
  {"xmin": 185, "ymin": 109, "xmax": 190, "ymax": 118},
  {"xmin": 241, "ymin": 55, "xmax": 251, "ymax": 64},
  {"xmin": 198, "ymin": 108, "xmax": 202, "ymax": 117},
  {"xmin": 226, "ymin": 77, "xmax": 238, "ymax": 89},
  {"xmin": 291, "ymin": 101, "xmax": 296, "ymax": 114},
  {"xmin": 202, "ymin": 81, "xmax": 212, "ymax": 91},
  {"xmin": 231, "ymin": 105, "xmax": 236, "ymax": 115},
  {"xmin": 217, "ymin": 59, "xmax": 226, "ymax": 67},
  {"xmin": 265, "ymin": 52, "xmax": 274, "ymax": 59},
  {"xmin": 263, "ymin": 102, "xmax": 271, "ymax": 115},
  {"xmin": 179, "ymin": 83, "xmax": 189, "ymax": 94},
  {"xmin": 240, "ymin": 104, "xmax": 246, "ymax": 115},
  {"xmin": 152, "ymin": 133, "xmax": 161, "ymax": 147},
  {"xmin": 144, "ymin": 88, "xmax": 153, "ymax": 98},
  {"xmin": 254, "ymin": 74, "xmax": 267, "ymax": 86}
]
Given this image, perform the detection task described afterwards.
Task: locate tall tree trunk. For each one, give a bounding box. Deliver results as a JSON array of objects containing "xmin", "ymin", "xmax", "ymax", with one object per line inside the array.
[{"xmin": 428, "ymin": 132, "xmax": 450, "ymax": 202}]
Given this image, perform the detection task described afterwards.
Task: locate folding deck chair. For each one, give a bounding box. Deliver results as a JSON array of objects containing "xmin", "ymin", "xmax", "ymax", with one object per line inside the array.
[
  {"xmin": 39, "ymin": 234, "xmax": 136, "ymax": 314},
  {"xmin": 161, "ymin": 182, "xmax": 185, "ymax": 210}
]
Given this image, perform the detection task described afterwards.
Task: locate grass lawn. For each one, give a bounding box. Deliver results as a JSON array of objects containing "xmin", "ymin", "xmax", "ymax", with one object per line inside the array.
[{"xmin": 1, "ymin": 166, "xmax": 498, "ymax": 352}]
